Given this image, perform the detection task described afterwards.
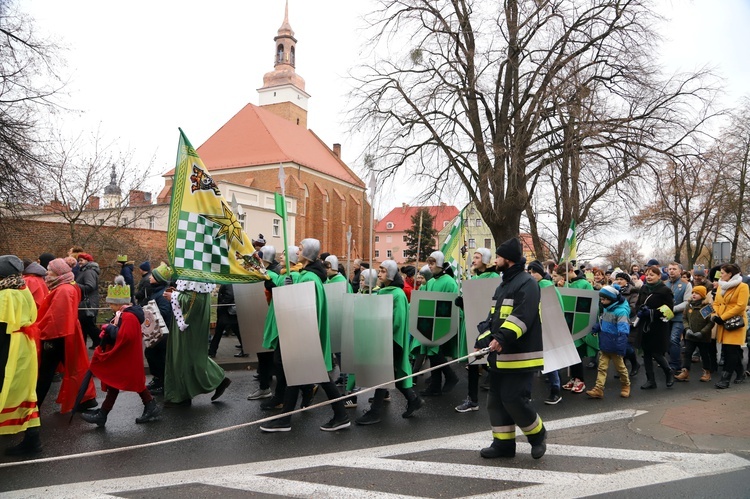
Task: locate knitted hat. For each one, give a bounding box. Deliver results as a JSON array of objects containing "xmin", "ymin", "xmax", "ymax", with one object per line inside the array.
[
  {"xmin": 692, "ymin": 285, "xmax": 707, "ymax": 299},
  {"xmin": 613, "ymin": 271, "xmax": 630, "ymax": 282},
  {"xmin": 527, "ymin": 260, "xmax": 545, "ymax": 276},
  {"xmin": 495, "ymin": 237, "xmax": 523, "ymax": 263},
  {"xmin": 400, "ymin": 265, "xmax": 416, "ymax": 278},
  {"xmin": 107, "ymin": 275, "xmax": 131, "ymax": 304},
  {"xmin": 152, "ymin": 263, "xmax": 174, "ymax": 284},
  {"xmin": 646, "ymin": 258, "xmax": 659, "ymax": 267},
  {"xmin": 39, "ymin": 252, "xmax": 55, "ymax": 269},
  {"xmin": 116, "ymin": 254, "xmax": 128, "ymax": 263},
  {"xmin": 599, "ymin": 285, "xmax": 620, "ymax": 301},
  {"xmin": 78, "ymin": 253, "xmax": 94, "ymax": 262},
  {"xmin": 139, "ymin": 261, "xmax": 151, "ymax": 272},
  {"xmin": 253, "ymin": 234, "xmax": 266, "ymax": 247},
  {"xmin": 0, "ymin": 255, "xmax": 24, "ymax": 278},
  {"xmin": 475, "ymin": 248, "xmax": 492, "ymax": 265},
  {"xmin": 47, "ymin": 258, "xmax": 71, "ymax": 276}
]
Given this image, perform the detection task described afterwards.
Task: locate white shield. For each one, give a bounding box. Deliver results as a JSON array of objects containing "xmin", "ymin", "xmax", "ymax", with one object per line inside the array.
[
  {"xmin": 352, "ymin": 293, "xmax": 394, "ymax": 388},
  {"xmin": 409, "ymin": 290, "xmax": 460, "ymax": 346},
  {"xmin": 540, "ymin": 286, "xmax": 581, "ymax": 373},
  {"xmin": 273, "ymin": 281, "xmax": 329, "ymax": 385},
  {"xmin": 340, "ymin": 294, "xmax": 357, "ymax": 374},
  {"xmin": 461, "ymin": 278, "xmax": 502, "ymax": 365},
  {"xmin": 324, "ymin": 281, "xmax": 347, "ymax": 353},
  {"xmin": 234, "ymin": 282, "xmax": 270, "ymax": 354}
]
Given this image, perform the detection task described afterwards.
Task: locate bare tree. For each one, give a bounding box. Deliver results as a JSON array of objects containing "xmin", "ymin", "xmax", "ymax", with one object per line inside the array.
[
  {"xmin": 604, "ymin": 240, "xmax": 643, "ymax": 270},
  {"xmin": 352, "ymin": 0, "xmax": 719, "ymax": 250},
  {"xmin": 0, "ymin": 0, "xmax": 63, "ymax": 211}
]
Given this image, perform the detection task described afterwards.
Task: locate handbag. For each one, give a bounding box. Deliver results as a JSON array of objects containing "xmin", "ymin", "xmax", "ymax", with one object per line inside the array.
[{"xmin": 723, "ymin": 315, "xmax": 745, "ymax": 331}]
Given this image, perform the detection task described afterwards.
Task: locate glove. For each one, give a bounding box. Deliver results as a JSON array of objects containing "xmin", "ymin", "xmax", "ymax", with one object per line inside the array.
[
  {"xmin": 636, "ymin": 306, "xmax": 651, "ymax": 319},
  {"xmin": 590, "ymin": 323, "xmax": 601, "ymax": 335},
  {"xmin": 454, "ymin": 296, "xmax": 464, "ymax": 310},
  {"xmin": 284, "ymin": 276, "xmax": 293, "ymax": 286},
  {"xmin": 713, "ymin": 315, "xmax": 725, "ymax": 325},
  {"xmin": 684, "ymin": 328, "xmax": 693, "ymax": 338}
]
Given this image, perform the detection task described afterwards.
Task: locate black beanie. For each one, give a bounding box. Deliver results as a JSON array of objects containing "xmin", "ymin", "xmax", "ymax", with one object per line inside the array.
[
  {"xmin": 527, "ymin": 260, "xmax": 545, "ymax": 275},
  {"xmin": 495, "ymin": 238, "xmax": 523, "ymax": 263},
  {"xmin": 139, "ymin": 261, "xmax": 151, "ymax": 272},
  {"xmin": 400, "ymin": 265, "xmax": 416, "ymax": 278}
]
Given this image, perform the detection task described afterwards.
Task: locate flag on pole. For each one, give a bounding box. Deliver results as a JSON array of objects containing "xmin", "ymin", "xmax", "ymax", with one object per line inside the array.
[
  {"xmin": 166, "ymin": 129, "xmax": 267, "ymax": 284},
  {"xmin": 560, "ymin": 220, "xmax": 577, "ymax": 263},
  {"xmin": 440, "ymin": 206, "xmax": 466, "ymax": 274}
]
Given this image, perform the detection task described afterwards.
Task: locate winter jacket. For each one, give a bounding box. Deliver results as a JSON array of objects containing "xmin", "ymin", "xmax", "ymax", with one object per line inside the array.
[
  {"xmin": 75, "ymin": 261, "xmax": 100, "ymax": 316},
  {"xmin": 665, "ymin": 277, "xmax": 691, "ymax": 322},
  {"xmin": 682, "ymin": 298, "xmax": 713, "ymax": 343},
  {"xmin": 713, "ymin": 274, "xmax": 749, "ymax": 346},
  {"xmin": 593, "ymin": 297, "xmax": 630, "ymax": 355},
  {"xmin": 135, "ymin": 272, "xmax": 152, "ymax": 306},
  {"xmin": 217, "ymin": 284, "xmax": 237, "ymax": 322},
  {"xmin": 475, "ymin": 262, "xmax": 543, "ymax": 373},
  {"xmin": 633, "ymin": 281, "xmax": 674, "ymax": 354}
]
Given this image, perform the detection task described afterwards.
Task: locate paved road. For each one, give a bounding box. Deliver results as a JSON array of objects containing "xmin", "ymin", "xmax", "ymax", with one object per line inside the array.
[{"xmin": 1, "ymin": 356, "xmax": 749, "ymax": 498}]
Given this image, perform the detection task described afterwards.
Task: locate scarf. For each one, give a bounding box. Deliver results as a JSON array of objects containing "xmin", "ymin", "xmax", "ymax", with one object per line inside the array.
[
  {"xmin": 718, "ymin": 273, "xmax": 743, "ymax": 296},
  {"xmin": 0, "ymin": 274, "xmax": 25, "ymax": 291},
  {"xmin": 642, "ymin": 281, "xmax": 662, "ymax": 293},
  {"xmin": 45, "ymin": 271, "xmax": 75, "ymax": 290}
]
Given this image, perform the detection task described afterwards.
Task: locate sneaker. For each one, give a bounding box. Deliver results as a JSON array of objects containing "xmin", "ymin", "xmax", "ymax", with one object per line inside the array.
[
  {"xmin": 260, "ymin": 398, "xmax": 284, "ymax": 410},
  {"xmin": 320, "ymin": 417, "xmax": 351, "ymax": 432},
  {"xmin": 455, "ymin": 398, "xmax": 479, "ymax": 413},
  {"xmin": 260, "ymin": 418, "xmax": 291, "ymax": 432},
  {"xmin": 343, "ymin": 398, "xmax": 357, "ymax": 409},
  {"xmin": 561, "ymin": 378, "xmax": 575, "ymax": 390},
  {"xmin": 544, "ymin": 393, "xmax": 562, "ymax": 405},
  {"xmin": 247, "ymin": 388, "xmax": 273, "ymax": 400},
  {"xmin": 368, "ymin": 390, "xmax": 391, "ymax": 403},
  {"xmin": 571, "ymin": 379, "xmax": 586, "ymax": 393},
  {"xmin": 355, "ymin": 410, "xmax": 382, "ymax": 425},
  {"xmin": 135, "ymin": 400, "xmax": 161, "ymax": 424}
]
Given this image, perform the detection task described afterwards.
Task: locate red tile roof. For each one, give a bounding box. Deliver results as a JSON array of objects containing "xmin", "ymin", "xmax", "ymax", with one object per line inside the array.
[
  {"xmin": 164, "ymin": 104, "xmax": 364, "ymax": 188},
  {"xmin": 376, "ymin": 204, "xmax": 459, "ymax": 232}
]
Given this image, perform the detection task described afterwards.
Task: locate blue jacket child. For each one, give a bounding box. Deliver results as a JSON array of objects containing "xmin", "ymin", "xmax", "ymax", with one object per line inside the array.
[{"xmin": 592, "ymin": 284, "xmax": 631, "ymax": 356}]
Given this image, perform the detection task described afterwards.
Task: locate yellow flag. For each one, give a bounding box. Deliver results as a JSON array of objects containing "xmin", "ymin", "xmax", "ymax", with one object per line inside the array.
[{"xmin": 166, "ymin": 129, "xmax": 267, "ymax": 283}]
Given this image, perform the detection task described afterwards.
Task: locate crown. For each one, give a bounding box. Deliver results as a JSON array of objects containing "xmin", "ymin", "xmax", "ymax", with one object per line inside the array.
[{"xmin": 106, "ymin": 276, "xmax": 131, "ymax": 304}]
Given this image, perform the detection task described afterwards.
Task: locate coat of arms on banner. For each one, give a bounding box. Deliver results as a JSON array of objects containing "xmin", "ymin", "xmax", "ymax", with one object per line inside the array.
[{"xmin": 558, "ymin": 288, "xmax": 600, "ymax": 341}]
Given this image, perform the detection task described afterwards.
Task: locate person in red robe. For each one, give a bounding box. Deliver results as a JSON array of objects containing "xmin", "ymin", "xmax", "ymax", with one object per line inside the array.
[
  {"xmin": 22, "ymin": 262, "xmax": 48, "ymax": 310},
  {"xmin": 35, "ymin": 258, "xmax": 97, "ymax": 414},
  {"xmin": 82, "ymin": 276, "xmax": 160, "ymax": 427}
]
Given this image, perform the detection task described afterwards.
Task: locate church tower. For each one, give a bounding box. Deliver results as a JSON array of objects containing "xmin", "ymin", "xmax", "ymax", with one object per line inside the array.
[{"xmin": 257, "ymin": 0, "xmax": 310, "ymax": 128}]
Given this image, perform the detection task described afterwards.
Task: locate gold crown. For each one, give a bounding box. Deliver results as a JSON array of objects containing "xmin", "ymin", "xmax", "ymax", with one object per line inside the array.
[{"xmin": 106, "ymin": 279, "xmax": 131, "ymax": 304}]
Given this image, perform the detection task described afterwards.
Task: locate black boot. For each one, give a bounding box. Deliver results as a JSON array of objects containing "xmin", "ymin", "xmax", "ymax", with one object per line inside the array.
[
  {"xmin": 402, "ymin": 389, "xmax": 423, "ymax": 419},
  {"xmin": 419, "ymin": 356, "xmax": 443, "ymax": 396},
  {"xmin": 664, "ymin": 368, "xmax": 675, "ymax": 388},
  {"xmin": 356, "ymin": 389, "xmax": 386, "ymax": 425},
  {"xmin": 81, "ymin": 408, "xmax": 108, "ymax": 427},
  {"xmin": 480, "ymin": 438, "xmax": 515, "ymax": 458},
  {"xmin": 136, "ymin": 399, "xmax": 161, "ymax": 424},
  {"xmin": 529, "ymin": 427, "xmax": 547, "ymax": 460},
  {"xmin": 4, "ymin": 427, "xmax": 42, "ymax": 456},
  {"xmin": 640, "ymin": 375, "xmax": 657, "ymax": 390},
  {"xmin": 715, "ymin": 371, "xmax": 732, "ymax": 389}
]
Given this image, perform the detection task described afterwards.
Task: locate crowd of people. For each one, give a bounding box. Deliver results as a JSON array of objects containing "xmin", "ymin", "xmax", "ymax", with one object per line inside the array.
[{"xmin": 1, "ymin": 238, "xmax": 748, "ymax": 461}]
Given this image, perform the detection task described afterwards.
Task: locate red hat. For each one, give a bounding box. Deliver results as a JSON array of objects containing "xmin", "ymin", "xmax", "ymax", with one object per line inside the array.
[{"xmin": 78, "ymin": 253, "xmax": 94, "ymax": 262}]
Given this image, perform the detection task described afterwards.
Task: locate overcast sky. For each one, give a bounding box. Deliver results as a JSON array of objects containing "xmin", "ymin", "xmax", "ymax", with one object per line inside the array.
[{"xmin": 24, "ymin": 0, "xmax": 750, "ymax": 221}]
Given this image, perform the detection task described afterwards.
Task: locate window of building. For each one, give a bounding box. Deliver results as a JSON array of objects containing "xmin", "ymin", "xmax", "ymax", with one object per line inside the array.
[
  {"xmin": 484, "ymin": 238, "xmax": 492, "ymax": 249},
  {"xmin": 386, "ymin": 221, "xmax": 394, "ymax": 230},
  {"xmin": 238, "ymin": 213, "xmax": 246, "ymax": 230},
  {"xmin": 476, "ymin": 219, "xmax": 482, "ymax": 227},
  {"xmin": 375, "ymin": 250, "xmax": 380, "ymax": 258},
  {"xmin": 443, "ymin": 220, "xmax": 449, "ymax": 227},
  {"xmin": 402, "ymin": 235, "xmax": 408, "ymax": 242},
  {"xmin": 273, "ymin": 219, "xmax": 280, "ymax": 236},
  {"xmin": 468, "ymin": 238, "xmax": 476, "ymax": 249},
  {"xmin": 386, "ymin": 250, "xmax": 392, "ymax": 258},
  {"xmin": 148, "ymin": 216, "xmax": 155, "ymax": 230},
  {"xmin": 122, "ymin": 218, "xmax": 128, "ymax": 226},
  {"xmin": 375, "ymin": 235, "xmax": 380, "ymax": 243},
  {"xmin": 98, "ymin": 219, "xmax": 105, "ymax": 225},
  {"xmin": 403, "ymin": 250, "xmax": 409, "ymax": 259}
]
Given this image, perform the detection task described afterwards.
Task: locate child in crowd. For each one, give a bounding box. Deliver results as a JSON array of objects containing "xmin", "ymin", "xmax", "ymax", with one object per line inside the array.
[
  {"xmin": 674, "ymin": 286, "xmax": 714, "ymax": 382},
  {"xmin": 585, "ymin": 285, "xmax": 632, "ymax": 399}
]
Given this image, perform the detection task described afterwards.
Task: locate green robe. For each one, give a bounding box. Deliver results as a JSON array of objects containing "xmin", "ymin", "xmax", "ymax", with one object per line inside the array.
[
  {"xmin": 326, "ymin": 273, "xmax": 353, "ymax": 293},
  {"xmin": 261, "ymin": 270, "xmax": 282, "ymax": 350},
  {"xmin": 165, "ymin": 288, "xmax": 225, "ymax": 403},
  {"xmin": 378, "ymin": 285, "xmax": 414, "ymax": 389},
  {"xmin": 299, "ymin": 268, "xmax": 333, "ymax": 371},
  {"xmin": 419, "ymin": 272, "xmax": 460, "ymax": 355}
]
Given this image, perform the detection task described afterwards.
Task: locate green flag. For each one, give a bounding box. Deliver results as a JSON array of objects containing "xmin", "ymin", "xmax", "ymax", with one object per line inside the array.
[{"xmin": 560, "ymin": 220, "xmax": 577, "ymax": 264}]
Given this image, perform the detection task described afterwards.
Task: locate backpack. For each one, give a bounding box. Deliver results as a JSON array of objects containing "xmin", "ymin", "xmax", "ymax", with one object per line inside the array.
[{"xmin": 141, "ymin": 300, "xmax": 169, "ymax": 347}]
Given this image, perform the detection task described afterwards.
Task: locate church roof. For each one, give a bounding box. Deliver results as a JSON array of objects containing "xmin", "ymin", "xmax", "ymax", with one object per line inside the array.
[
  {"xmin": 164, "ymin": 104, "xmax": 364, "ymax": 188},
  {"xmin": 376, "ymin": 204, "xmax": 459, "ymax": 232}
]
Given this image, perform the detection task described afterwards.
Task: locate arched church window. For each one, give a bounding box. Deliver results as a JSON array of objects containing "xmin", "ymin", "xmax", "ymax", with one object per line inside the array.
[
  {"xmin": 276, "ymin": 44, "xmax": 284, "ymax": 64},
  {"xmin": 290, "ymin": 46, "xmax": 296, "ymax": 66}
]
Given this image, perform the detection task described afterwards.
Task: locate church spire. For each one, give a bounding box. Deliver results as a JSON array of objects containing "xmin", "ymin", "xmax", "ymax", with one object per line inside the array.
[{"xmin": 257, "ymin": 0, "xmax": 310, "ymax": 127}]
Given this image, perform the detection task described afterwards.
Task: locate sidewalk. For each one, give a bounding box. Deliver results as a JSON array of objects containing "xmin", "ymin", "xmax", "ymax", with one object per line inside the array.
[
  {"xmin": 634, "ymin": 386, "xmax": 750, "ymax": 454},
  {"xmin": 210, "ymin": 332, "xmax": 258, "ymax": 371}
]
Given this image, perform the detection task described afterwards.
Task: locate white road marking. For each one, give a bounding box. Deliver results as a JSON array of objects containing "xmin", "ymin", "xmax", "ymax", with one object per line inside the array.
[{"xmin": 3, "ymin": 409, "xmax": 749, "ymax": 499}]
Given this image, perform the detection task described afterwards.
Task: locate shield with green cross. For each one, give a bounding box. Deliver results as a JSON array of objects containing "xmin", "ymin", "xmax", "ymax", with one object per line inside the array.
[
  {"xmin": 557, "ymin": 288, "xmax": 600, "ymax": 341},
  {"xmin": 409, "ymin": 290, "xmax": 460, "ymax": 346}
]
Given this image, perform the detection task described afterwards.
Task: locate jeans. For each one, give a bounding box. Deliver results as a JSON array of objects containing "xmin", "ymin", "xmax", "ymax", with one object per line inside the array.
[{"xmin": 668, "ymin": 321, "xmax": 684, "ymax": 371}]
